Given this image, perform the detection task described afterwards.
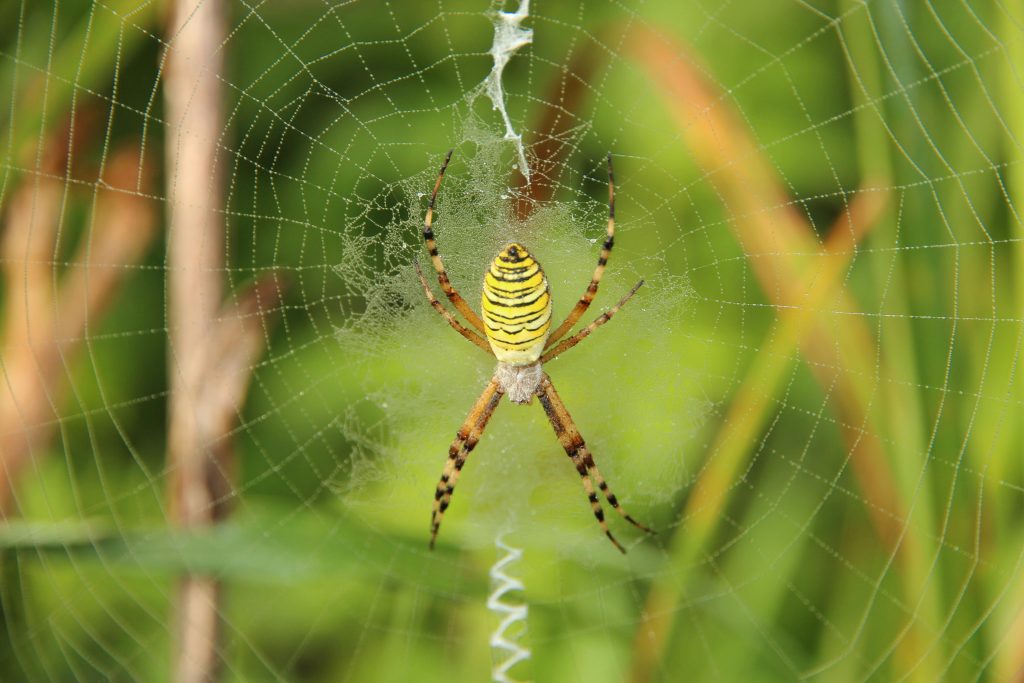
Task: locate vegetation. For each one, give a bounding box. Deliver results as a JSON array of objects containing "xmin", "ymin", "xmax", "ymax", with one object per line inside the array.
[{"xmin": 1, "ymin": 1, "xmax": 1022, "ymax": 681}]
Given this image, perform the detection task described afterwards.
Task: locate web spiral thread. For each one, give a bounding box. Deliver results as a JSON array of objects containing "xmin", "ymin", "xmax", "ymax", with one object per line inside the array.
[{"xmin": 488, "ymin": 535, "xmax": 531, "ymax": 683}]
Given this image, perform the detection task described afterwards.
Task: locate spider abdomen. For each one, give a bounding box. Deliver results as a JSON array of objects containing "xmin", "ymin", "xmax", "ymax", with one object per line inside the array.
[{"xmin": 481, "ymin": 243, "xmax": 552, "ymax": 365}]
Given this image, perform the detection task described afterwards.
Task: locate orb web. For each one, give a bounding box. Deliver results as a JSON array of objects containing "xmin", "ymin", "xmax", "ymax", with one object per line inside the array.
[{"xmin": 1, "ymin": 1, "xmax": 1023, "ymax": 682}]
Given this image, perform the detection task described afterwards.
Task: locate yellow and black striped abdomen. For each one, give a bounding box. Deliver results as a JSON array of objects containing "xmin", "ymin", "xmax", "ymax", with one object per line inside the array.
[{"xmin": 482, "ymin": 243, "xmax": 552, "ymax": 365}]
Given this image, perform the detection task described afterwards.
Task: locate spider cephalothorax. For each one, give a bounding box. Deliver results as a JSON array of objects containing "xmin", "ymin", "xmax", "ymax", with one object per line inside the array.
[{"xmin": 414, "ymin": 150, "xmax": 653, "ymax": 553}]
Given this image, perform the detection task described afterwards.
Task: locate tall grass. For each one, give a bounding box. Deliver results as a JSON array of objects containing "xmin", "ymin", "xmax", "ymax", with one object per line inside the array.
[{"xmin": 0, "ymin": 2, "xmax": 1021, "ymax": 681}]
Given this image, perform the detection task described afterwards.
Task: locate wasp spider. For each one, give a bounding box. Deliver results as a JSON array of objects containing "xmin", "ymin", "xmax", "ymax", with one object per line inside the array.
[{"xmin": 417, "ymin": 151, "xmax": 653, "ymax": 553}]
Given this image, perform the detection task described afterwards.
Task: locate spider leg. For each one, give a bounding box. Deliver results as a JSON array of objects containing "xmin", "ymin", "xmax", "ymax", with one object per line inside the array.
[
  {"xmin": 535, "ymin": 377, "xmax": 623, "ymax": 553},
  {"xmin": 429, "ymin": 376, "xmax": 505, "ymax": 549},
  {"xmin": 546, "ymin": 154, "xmax": 617, "ymax": 347},
  {"xmin": 537, "ymin": 374, "xmax": 653, "ymax": 552},
  {"xmin": 540, "ymin": 279, "xmax": 643, "ymax": 364},
  {"xmin": 415, "ymin": 261, "xmax": 493, "ymax": 355},
  {"xmin": 422, "ymin": 149, "xmax": 487, "ymax": 333}
]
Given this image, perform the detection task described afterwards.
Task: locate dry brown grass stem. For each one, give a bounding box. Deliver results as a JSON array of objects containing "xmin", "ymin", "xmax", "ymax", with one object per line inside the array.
[
  {"xmin": 0, "ymin": 140, "xmax": 157, "ymax": 516},
  {"xmin": 164, "ymin": 0, "xmax": 287, "ymax": 681}
]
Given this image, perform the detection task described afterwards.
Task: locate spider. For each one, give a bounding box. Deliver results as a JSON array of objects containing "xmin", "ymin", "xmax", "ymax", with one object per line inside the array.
[{"xmin": 416, "ymin": 150, "xmax": 653, "ymax": 553}]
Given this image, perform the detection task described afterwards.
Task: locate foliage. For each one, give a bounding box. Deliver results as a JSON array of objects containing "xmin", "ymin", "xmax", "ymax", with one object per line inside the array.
[{"xmin": 1, "ymin": 1, "xmax": 1022, "ymax": 681}]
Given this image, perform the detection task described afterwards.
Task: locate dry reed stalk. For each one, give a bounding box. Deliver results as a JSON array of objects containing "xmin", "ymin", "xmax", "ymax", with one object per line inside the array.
[
  {"xmin": 164, "ymin": 0, "xmax": 230, "ymax": 533},
  {"xmin": 163, "ymin": 0, "xmax": 230, "ymax": 678},
  {"xmin": 164, "ymin": 1, "xmax": 286, "ymax": 680},
  {"xmin": 0, "ymin": 138, "xmax": 157, "ymax": 516}
]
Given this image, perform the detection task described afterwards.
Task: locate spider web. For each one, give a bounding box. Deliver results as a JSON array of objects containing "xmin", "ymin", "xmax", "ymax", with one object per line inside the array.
[{"xmin": 1, "ymin": 0, "xmax": 1023, "ymax": 681}]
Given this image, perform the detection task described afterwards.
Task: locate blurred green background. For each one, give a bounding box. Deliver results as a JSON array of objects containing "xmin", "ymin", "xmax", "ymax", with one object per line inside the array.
[{"xmin": 2, "ymin": 0, "xmax": 1024, "ymax": 681}]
